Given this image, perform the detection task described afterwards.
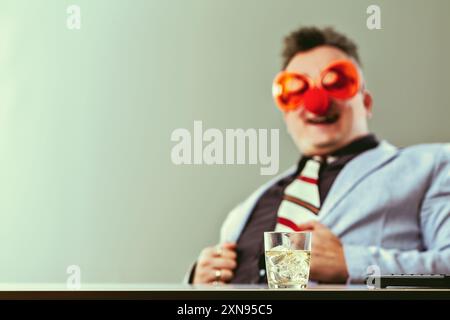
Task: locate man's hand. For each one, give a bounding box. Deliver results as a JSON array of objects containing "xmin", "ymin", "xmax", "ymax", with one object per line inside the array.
[
  {"xmin": 297, "ymin": 221, "xmax": 349, "ymax": 283},
  {"xmin": 192, "ymin": 242, "xmax": 237, "ymax": 284}
]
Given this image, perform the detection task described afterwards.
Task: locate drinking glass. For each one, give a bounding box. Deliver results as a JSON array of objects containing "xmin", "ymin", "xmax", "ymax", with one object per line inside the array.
[{"xmin": 264, "ymin": 231, "xmax": 312, "ymax": 289}]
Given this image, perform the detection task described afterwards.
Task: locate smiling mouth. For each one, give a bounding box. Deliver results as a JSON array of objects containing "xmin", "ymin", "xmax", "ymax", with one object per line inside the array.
[{"xmin": 305, "ymin": 113, "xmax": 340, "ymax": 125}]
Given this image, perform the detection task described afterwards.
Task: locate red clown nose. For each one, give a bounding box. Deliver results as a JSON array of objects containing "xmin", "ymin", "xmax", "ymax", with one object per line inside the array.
[{"xmin": 303, "ymin": 88, "xmax": 330, "ymax": 116}]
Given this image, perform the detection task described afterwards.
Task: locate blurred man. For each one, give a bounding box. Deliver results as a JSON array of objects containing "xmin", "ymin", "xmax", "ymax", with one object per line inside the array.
[{"xmin": 187, "ymin": 26, "xmax": 450, "ymax": 284}]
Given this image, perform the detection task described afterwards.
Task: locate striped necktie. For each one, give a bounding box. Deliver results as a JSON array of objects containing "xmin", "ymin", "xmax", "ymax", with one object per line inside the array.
[{"xmin": 275, "ymin": 158, "xmax": 322, "ymax": 231}]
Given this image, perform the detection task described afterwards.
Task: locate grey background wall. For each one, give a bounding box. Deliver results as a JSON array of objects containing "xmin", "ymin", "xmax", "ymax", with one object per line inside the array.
[{"xmin": 0, "ymin": 0, "xmax": 449, "ymax": 284}]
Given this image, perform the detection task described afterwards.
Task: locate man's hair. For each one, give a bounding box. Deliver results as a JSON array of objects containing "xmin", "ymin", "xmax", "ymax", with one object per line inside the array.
[{"xmin": 281, "ymin": 26, "xmax": 361, "ymax": 69}]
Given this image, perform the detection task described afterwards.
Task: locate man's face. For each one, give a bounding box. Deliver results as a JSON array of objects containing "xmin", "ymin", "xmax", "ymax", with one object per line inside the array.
[{"xmin": 282, "ymin": 45, "xmax": 372, "ymax": 156}]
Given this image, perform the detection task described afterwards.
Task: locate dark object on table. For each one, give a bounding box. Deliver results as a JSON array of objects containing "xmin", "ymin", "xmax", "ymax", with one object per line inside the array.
[{"xmin": 369, "ymin": 274, "xmax": 450, "ymax": 289}]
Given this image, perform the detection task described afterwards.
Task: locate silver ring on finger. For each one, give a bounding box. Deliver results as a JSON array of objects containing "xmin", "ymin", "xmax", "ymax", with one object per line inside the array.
[{"xmin": 215, "ymin": 269, "xmax": 222, "ymax": 282}]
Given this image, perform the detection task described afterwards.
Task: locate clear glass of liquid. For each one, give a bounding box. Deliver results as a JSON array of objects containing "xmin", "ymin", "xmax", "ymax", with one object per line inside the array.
[{"xmin": 264, "ymin": 231, "xmax": 312, "ymax": 289}]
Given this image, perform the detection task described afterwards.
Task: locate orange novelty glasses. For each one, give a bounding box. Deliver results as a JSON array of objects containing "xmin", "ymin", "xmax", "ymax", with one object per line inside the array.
[{"xmin": 272, "ymin": 59, "xmax": 361, "ymax": 112}]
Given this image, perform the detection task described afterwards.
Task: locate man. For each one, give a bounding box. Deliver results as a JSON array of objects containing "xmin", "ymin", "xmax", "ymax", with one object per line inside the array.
[{"xmin": 187, "ymin": 26, "xmax": 450, "ymax": 284}]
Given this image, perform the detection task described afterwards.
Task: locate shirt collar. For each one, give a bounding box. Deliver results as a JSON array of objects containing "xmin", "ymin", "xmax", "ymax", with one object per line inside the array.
[
  {"xmin": 329, "ymin": 134, "xmax": 379, "ymax": 158},
  {"xmin": 297, "ymin": 134, "xmax": 379, "ymax": 169}
]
